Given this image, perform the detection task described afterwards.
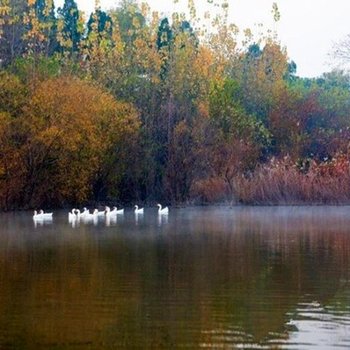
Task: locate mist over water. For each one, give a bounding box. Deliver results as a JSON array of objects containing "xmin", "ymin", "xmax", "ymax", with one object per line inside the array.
[{"xmin": 0, "ymin": 206, "xmax": 350, "ymax": 349}]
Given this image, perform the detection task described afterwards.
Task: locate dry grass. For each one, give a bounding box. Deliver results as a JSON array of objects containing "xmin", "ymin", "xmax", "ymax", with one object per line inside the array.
[
  {"xmin": 233, "ymin": 155, "xmax": 350, "ymax": 205},
  {"xmin": 190, "ymin": 177, "xmax": 229, "ymax": 203}
]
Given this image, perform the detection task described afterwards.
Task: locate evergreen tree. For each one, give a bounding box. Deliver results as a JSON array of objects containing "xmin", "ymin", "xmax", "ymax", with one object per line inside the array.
[
  {"xmin": 35, "ymin": 0, "xmax": 58, "ymax": 55},
  {"xmin": 57, "ymin": 0, "xmax": 81, "ymax": 54},
  {"xmin": 157, "ymin": 18, "xmax": 172, "ymax": 51},
  {"xmin": 157, "ymin": 18, "xmax": 173, "ymax": 79},
  {"xmin": 87, "ymin": 9, "xmax": 113, "ymax": 37}
]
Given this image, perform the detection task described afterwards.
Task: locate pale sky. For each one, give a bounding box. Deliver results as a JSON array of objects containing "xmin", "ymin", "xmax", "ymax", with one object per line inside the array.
[{"xmin": 56, "ymin": 0, "xmax": 350, "ymax": 77}]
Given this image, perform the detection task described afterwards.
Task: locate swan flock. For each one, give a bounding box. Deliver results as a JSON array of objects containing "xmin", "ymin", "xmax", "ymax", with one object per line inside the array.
[{"xmin": 33, "ymin": 204, "xmax": 169, "ymax": 222}]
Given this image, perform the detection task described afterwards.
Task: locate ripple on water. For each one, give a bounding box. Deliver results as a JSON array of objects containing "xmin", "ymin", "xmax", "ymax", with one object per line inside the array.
[{"xmin": 285, "ymin": 300, "xmax": 350, "ymax": 349}]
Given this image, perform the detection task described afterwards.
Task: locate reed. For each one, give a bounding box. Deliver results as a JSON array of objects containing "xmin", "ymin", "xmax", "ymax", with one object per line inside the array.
[{"xmin": 233, "ymin": 155, "xmax": 350, "ymax": 205}]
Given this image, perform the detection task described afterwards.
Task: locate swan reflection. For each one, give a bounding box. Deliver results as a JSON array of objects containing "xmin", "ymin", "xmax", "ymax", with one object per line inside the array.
[
  {"xmin": 157, "ymin": 213, "xmax": 169, "ymax": 226},
  {"xmin": 105, "ymin": 215, "xmax": 117, "ymax": 227},
  {"xmin": 135, "ymin": 212, "xmax": 144, "ymax": 225},
  {"xmin": 33, "ymin": 218, "xmax": 53, "ymax": 228}
]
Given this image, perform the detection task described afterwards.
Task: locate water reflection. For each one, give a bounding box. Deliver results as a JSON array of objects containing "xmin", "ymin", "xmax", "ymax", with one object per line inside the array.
[
  {"xmin": 105, "ymin": 215, "xmax": 117, "ymax": 227},
  {"xmin": 157, "ymin": 213, "xmax": 169, "ymax": 226},
  {"xmin": 33, "ymin": 218, "xmax": 53, "ymax": 228},
  {"xmin": 135, "ymin": 212, "xmax": 143, "ymax": 225},
  {"xmin": 0, "ymin": 206, "xmax": 350, "ymax": 349}
]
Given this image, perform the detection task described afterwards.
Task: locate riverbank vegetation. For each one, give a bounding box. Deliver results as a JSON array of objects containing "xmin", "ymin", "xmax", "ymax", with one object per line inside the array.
[{"xmin": 1, "ymin": 0, "xmax": 350, "ymax": 209}]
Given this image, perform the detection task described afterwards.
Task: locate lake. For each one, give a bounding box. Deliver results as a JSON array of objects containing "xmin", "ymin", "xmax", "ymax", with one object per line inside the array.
[{"xmin": 0, "ymin": 206, "xmax": 349, "ymax": 349}]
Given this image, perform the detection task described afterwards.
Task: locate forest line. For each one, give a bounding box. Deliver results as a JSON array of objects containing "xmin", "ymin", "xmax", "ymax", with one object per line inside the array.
[{"xmin": 1, "ymin": 0, "xmax": 350, "ymax": 209}]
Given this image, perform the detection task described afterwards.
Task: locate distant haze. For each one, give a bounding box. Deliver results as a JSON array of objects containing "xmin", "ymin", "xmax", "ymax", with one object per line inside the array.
[{"xmin": 56, "ymin": 0, "xmax": 350, "ymax": 77}]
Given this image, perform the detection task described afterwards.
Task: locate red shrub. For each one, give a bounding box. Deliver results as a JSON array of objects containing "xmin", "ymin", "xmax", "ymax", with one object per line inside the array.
[{"xmin": 233, "ymin": 154, "xmax": 350, "ymax": 205}]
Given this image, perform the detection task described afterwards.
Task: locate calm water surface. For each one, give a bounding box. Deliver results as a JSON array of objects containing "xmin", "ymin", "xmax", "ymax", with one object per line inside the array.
[{"xmin": 0, "ymin": 206, "xmax": 350, "ymax": 349}]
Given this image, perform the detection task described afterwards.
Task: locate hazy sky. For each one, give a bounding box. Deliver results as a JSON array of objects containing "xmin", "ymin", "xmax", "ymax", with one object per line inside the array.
[{"xmin": 56, "ymin": 0, "xmax": 350, "ymax": 77}]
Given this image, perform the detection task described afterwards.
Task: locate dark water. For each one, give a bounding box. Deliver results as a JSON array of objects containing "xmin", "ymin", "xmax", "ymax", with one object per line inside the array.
[{"xmin": 0, "ymin": 206, "xmax": 350, "ymax": 349}]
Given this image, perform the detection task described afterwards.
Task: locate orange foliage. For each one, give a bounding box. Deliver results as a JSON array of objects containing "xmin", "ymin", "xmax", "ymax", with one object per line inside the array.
[{"xmin": 0, "ymin": 76, "xmax": 139, "ymax": 209}]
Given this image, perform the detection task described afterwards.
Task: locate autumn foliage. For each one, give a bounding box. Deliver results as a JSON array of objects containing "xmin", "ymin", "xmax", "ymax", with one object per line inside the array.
[
  {"xmin": 1, "ymin": 0, "xmax": 350, "ymax": 209},
  {"xmin": 233, "ymin": 154, "xmax": 350, "ymax": 205},
  {"xmin": 0, "ymin": 74, "xmax": 139, "ymax": 209}
]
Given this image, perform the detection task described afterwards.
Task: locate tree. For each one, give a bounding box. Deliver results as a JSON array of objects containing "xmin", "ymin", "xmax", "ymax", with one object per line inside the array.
[
  {"xmin": 87, "ymin": 8, "xmax": 112, "ymax": 37},
  {"xmin": 333, "ymin": 34, "xmax": 350, "ymax": 68},
  {"xmin": 57, "ymin": 0, "xmax": 82, "ymax": 55},
  {"xmin": 157, "ymin": 18, "xmax": 172, "ymax": 79},
  {"xmin": 235, "ymin": 41, "xmax": 289, "ymax": 124},
  {"xmin": 0, "ymin": 75, "xmax": 139, "ymax": 209},
  {"xmin": 157, "ymin": 18, "xmax": 172, "ymax": 51},
  {"xmin": 112, "ymin": 0, "xmax": 145, "ymax": 45},
  {"xmin": 0, "ymin": 0, "xmax": 27, "ymax": 65},
  {"xmin": 34, "ymin": 0, "xmax": 58, "ymax": 55}
]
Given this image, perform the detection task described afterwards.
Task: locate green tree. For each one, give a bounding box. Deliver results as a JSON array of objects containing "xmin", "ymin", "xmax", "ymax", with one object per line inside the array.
[
  {"xmin": 34, "ymin": 0, "xmax": 58, "ymax": 55},
  {"xmin": 87, "ymin": 9, "xmax": 112, "ymax": 37},
  {"xmin": 57, "ymin": 0, "xmax": 82, "ymax": 55},
  {"xmin": 113, "ymin": 0, "xmax": 145, "ymax": 45}
]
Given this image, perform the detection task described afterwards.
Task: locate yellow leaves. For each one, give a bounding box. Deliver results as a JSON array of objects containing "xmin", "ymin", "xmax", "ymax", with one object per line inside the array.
[
  {"xmin": 151, "ymin": 11, "xmax": 160, "ymax": 31},
  {"xmin": 0, "ymin": 75, "xmax": 140, "ymax": 207},
  {"xmin": 140, "ymin": 2, "xmax": 150, "ymax": 18},
  {"xmin": 0, "ymin": 1, "xmax": 10, "ymax": 16},
  {"xmin": 272, "ymin": 2, "xmax": 281, "ymax": 23},
  {"xmin": 22, "ymin": 2, "xmax": 53, "ymax": 55},
  {"xmin": 0, "ymin": 72, "xmax": 27, "ymax": 116},
  {"xmin": 195, "ymin": 47, "xmax": 213, "ymax": 77},
  {"xmin": 132, "ymin": 16, "xmax": 141, "ymax": 29},
  {"xmin": 43, "ymin": 0, "xmax": 54, "ymax": 17},
  {"xmin": 188, "ymin": 0, "xmax": 196, "ymax": 20},
  {"xmin": 243, "ymin": 28, "xmax": 253, "ymax": 43},
  {"xmin": 77, "ymin": 11, "xmax": 86, "ymax": 34}
]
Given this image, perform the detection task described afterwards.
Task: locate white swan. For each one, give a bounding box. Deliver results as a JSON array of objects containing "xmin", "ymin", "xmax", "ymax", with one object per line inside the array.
[
  {"xmin": 79, "ymin": 207, "xmax": 89, "ymax": 218},
  {"xmin": 82, "ymin": 209, "xmax": 98, "ymax": 221},
  {"xmin": 68, "ymin": 208, "xmax": 76, "ymax": 221},
  {"xmin": 33, "ymin": 210, "xmax": 53, "ymax": 220},
  {"xmin": 157, "ymin": 204, "xmax": 169, "ymax": 215},
  {"xmin": 134, "ymin": 205, "xmax": 144, "ymax": 214},
  {"xmin": 33, "ymin": 210, "xmax": 42, "ymax": 220},
  {"xmin": 39, "ymin": 210, "xmax": 53, "ymax": 219},
  {"xmin": 106, "ymin": 206, "xmax": 123, "ymax": 216},
  {"xmin": 105, "ymin": 206, "xmax": 116, "ymax": 217},
  {"xmin": 96, "ymin": 208, "xmax": 106, "ymax": 216},
  {"xmin": 115, "ymin": 207, "xmax": 124, "ymax": 214},
  {"xmin": 80, "ymin": 208, "xmax": 98, "ymax": 222},
  {"xmin": 33, "ymin": 211, "xmax": 52, "ymax": 221}
]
